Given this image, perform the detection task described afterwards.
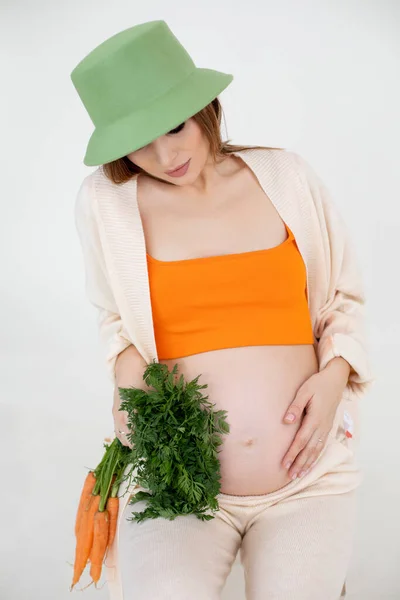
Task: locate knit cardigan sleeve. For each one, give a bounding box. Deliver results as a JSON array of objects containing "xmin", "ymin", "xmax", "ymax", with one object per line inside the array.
[
  {"xmin": 74, "ymin": 175, "xmax": 134, "ymax": 383},
  {"xmin": 294, "ymin": 153, "xmax": 375, "ymax": 399}
]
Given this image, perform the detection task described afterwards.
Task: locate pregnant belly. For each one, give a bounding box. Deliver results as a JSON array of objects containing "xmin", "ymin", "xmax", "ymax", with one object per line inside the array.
[{"xmin": 161, "ymin": 344, "xmax": 319, "ymax": 495}]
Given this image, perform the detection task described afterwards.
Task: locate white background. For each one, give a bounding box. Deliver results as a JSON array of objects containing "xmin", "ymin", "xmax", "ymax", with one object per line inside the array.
[{"xmin": 1, "ymin": 1, "xmax": 399, "ymax": 599}]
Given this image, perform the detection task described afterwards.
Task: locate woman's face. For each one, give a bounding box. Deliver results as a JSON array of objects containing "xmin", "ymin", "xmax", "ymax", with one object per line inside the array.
[{"xmin": 126, "ymin": 117, "xmax": 210, "ymax": 185}]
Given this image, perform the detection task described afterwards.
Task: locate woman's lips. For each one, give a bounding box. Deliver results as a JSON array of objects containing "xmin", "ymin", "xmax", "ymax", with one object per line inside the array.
[{"xmin": 165, "ymin": 159, "xmax": 191, "ymax": 177}]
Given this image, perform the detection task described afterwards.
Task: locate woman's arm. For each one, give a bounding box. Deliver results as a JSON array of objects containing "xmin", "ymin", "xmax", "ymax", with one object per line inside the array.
[
  {"xmin": 293, "ymin": 152, "xmax": 375, "ymax": 399},
  {"xmin": 74, "ymin": 175, "xmax": 136, "ymax": 384},
  {"xmin": 114, "ymin": 344, "xmax": 150, "ymax": 389}
]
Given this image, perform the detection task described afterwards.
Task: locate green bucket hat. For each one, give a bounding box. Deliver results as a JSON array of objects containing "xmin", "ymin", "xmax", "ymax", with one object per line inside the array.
[{"xmin": 70, "ymin": 20, "xmax": 234, "ymax": 166}]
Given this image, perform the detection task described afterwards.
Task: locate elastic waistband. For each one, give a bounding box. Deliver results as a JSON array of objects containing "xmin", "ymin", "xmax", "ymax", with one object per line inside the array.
[
  {"xmin": 217, "ymin": 470, "xmax": 301, "ymax": 503},
  {"xmin": 215, "ymin": 438, "xmax": 359, "ymax": 507}
]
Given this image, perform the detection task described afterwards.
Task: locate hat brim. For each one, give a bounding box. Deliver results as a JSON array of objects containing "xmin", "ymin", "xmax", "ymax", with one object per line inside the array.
[{"xmin": 83, "ymin": 68, "xmax": 234, "ymax": 166}]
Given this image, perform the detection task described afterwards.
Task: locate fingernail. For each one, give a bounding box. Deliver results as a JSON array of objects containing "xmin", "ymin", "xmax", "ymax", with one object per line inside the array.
[
  {"xmin": 299, "ymin": 470, "xmax": 305, "ymax": 477},
  {"xmin": 291, "ymin": 472, "xmax": 298, "ymax": 480},
  {"xmin": 285, "ymin": 461, "xmax": 292, "ymax": 470},
  {"xmin": 285, "ymin": 413, "xmax": 295, "ymax": 422}
]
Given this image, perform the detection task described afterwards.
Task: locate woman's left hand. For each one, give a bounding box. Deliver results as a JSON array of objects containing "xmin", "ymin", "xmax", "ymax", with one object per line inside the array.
[{"xmin": 281, "ymin": 358, "xmax": 351, "ymax": 480}]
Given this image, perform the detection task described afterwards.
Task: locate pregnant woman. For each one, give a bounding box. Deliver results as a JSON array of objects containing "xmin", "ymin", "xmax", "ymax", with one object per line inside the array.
[{"xmin": 71, "ymin": 20, "xmax": 374, "ymax": 600}]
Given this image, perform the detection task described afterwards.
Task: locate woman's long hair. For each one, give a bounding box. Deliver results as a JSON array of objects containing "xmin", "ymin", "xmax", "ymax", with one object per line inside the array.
[{"xmin": 102, "ymin": 97, "xmax": 284, "ymax": 184}]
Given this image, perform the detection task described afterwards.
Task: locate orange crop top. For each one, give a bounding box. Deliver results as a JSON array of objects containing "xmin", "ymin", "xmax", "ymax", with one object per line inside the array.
[{"xmin": 146, "ymin": 222, "xmax": 314, "ymax": 360}]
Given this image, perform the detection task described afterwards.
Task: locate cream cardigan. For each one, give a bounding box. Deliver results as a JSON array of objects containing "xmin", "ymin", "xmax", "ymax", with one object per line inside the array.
[{"xmin": 74, "ymin": 147, "xmax": 374, "ymax": 600}]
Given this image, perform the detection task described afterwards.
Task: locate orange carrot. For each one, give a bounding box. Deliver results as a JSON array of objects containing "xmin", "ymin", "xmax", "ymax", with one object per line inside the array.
[
  {"xmin": 106, "ymin": 496, "xmax": 119, "ymax": 548},
  {"xmin": 74, "ymin": 471, "xmax": 96, "ymax": 538},
  {"xmin": 89, "ymin": 509, "xmax": 110, "ymax": 585},
  {"xmin": 70, "ymin": 493, "xmax": 101, "ymax": 590}
]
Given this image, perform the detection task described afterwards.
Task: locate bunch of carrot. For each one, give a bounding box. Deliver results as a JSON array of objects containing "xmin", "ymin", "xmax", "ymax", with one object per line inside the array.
[{"xmin": 70, "ymin": 436, "xmax": 133, "ymax": 591}]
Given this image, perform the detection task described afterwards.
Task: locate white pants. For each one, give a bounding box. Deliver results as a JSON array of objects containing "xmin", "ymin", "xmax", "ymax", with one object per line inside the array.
[{"xmin": 118, "ymin": 435, "xmax": 362, "ymax": 600}]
